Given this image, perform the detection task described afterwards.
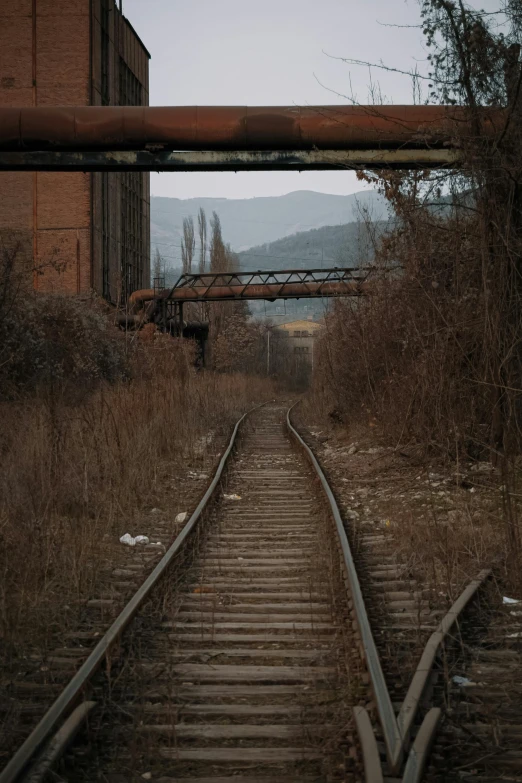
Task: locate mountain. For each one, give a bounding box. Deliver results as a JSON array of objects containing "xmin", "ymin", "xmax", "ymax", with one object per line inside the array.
[
  {"xmin": 150, "ymin": 189, "xmax": 390, "ymax": 269},
  {"xmin": 238, "ymin": 220, "xmax": 388, "ymax": 321},
  {"xmin": 237, "ymin": 221, "xmax": 387, "ymax": 272}
]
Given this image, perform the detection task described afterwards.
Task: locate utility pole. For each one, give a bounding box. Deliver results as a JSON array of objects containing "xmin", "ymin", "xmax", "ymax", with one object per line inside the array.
[{"xmin": 266, "ymin": 328, "xmax": 270, "ymax": 376}]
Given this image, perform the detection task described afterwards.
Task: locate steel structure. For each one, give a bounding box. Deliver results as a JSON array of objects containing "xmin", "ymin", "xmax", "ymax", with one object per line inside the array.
[
  {"xmin": 0, "ymin": 104, "xmax": 502, "ymax": 171},
  {"xmin": 165, "ymin": 267, "xmax": 369, "ymax": 302},
  {"xmin": 121, "ymin": 268, "xmax": 369, "ymax": 333},
  {"xmin": 0, "ymin": 148, "xmax": 459, "ymax": 171}
]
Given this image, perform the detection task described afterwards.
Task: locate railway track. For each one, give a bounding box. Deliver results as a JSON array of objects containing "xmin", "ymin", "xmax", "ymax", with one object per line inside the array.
[{"xmin": 0, "ymin": 401, "xmax": 520, "ymax": 783}]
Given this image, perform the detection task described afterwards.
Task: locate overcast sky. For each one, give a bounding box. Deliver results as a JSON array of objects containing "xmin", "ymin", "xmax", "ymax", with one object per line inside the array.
[{"xmin": 122, "ymin": 0, "xmax": 497, "ymax": 201}]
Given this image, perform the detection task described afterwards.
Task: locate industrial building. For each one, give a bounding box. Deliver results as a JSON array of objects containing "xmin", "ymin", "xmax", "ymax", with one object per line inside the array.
[
  {"xmin": 0, "ymin": 0, "xmax": 150, "ymax": 302},
  {"xmin": 272, "ymin": 319, "xmax": 323, "ymax": 361}
]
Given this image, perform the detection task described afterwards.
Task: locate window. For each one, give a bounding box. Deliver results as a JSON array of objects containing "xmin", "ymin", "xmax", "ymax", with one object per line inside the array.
[
  {"xmin": 101, "ymin": 172, "xmax": 110, "ymax": 299},
  {"xmin": 119, "ymin": 59, "xmax": 145, "ymax": 300},
  {"xmin": 100, "ymin": 0, "xmax": 111, "ymax": 299},
  {"xmin": 100, "ymin": 0, "xmax": 110, "ymax": 106},
  {"xmin": 119, "ymin": 58, "xmax": 143, "ymax": 107},
  {"xmin": 294, "ymin": 346, "xmax": 310, "ymax": 354}
]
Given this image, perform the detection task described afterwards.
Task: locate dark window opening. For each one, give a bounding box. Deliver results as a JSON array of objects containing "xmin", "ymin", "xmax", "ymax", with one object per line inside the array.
[
  {"xmin": 119, "ymin": 59, "xmax": 145, "ymax": 300},
  {"xmin": 100, "ymin": 0, "xmax": 110, "ymax": 106},
  {"xmin": 101, "ymin": 172, "xmax": 110, "ymax": 300}
]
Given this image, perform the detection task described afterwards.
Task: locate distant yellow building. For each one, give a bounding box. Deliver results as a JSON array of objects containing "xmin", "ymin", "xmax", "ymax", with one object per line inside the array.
[{"xmin": 271, "ymin": 319, "xmax": 324, "ymax": 369}]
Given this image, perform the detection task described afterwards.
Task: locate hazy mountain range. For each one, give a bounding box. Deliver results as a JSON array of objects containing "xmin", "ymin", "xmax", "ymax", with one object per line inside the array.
[
  {"xmin": 151, "ymin": 189, "xmax": 390, "ymax": 270},
  {"xmin": 237, "ymin": 220, "xmax": 387, "ymax": 272},
  {"xmin": 238, "ymin": 220, "xmax": 388, "ymax": 321}
]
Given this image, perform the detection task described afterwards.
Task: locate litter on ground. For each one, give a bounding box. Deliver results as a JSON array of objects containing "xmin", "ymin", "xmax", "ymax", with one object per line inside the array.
[
  {"xmin": 175, "ymin": 512, "xmax": 188, "ymax": 524},
  {"xmin": 453, "ymin": 675, "xmax": 473, "ymax": 686},
  {"xmin": 119, "ymin": 534, "xmax": 150, "ymax": 547},
  {"xmin": 224, "ymin": 493, "xmax": 241, "ymax": 501}
]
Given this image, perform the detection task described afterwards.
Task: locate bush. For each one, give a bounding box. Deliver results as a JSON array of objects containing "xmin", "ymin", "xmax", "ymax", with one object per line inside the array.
[{"xmin": 0, "ymin": 239, "xmax": 129, "ymax": 400}]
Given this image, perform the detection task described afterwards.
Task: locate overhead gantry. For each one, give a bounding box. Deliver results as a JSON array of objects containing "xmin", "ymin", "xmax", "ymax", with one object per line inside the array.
[
  {"xmin": 121, "ymin": 267, "xmax": 369, "ymax": 332},
  {"xmin": 0, "ymin": 104, "xmax": 502, "ymax": 171}
]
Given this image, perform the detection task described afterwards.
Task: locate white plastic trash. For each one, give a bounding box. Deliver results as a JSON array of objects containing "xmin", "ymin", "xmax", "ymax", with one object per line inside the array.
[
  {"xmin": 175, "ymin": 512, "xmax": 188, "ymax": 525},
  {"xmin": 452, "ymin": 675, "xmax": 472, "ymax": 686},
  {"xmin": 119, "ymin": 533, "xmax": 150, "ymax": 547},
  {"xmin": 224, "ymin": 493, "xmax": 241, "ymax": 501}
]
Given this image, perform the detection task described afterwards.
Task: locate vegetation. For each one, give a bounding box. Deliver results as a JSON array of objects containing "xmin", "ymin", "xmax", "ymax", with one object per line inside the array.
[
  {"xmin": 238, "ymin": 220, "xmax": 385, "ymax": 272},
  {"xmin": 150, "ymin": 189, "xmax": 389, "ymax": 271},
  {"xmin": 308, "ymin": 0, "xmax": 522, "ymax": 576},
  {"xmin": 0, "ymin": 237, "xmax": 273, "ymax": 686}
]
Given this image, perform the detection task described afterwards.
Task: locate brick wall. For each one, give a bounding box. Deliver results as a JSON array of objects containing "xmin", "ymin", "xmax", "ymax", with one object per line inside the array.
[{"xmin": 0, "ymin": 0, "xmax": 150, "ymax": 300}]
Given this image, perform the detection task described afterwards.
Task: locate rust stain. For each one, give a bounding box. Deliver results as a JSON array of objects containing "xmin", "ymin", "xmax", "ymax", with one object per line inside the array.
[{"xmin": 0, "ymin": 105, "xmax": 504, "ymax": 152}]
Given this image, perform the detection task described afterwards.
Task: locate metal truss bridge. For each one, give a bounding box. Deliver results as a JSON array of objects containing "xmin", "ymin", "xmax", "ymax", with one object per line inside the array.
[
  {"xmin": 123, "ymin": 267, "xmax": 369, "ymax": 331},
  {"xmin": 166, "ymin": 267, "xmax": 368, "ymax": 302}
]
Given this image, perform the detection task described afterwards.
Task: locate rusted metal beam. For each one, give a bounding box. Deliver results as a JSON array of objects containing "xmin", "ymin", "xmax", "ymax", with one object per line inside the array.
[
  {"xmin": 0, "ymin": 148, "xmax": 460, "ymax": 171},
  {"xmin": 0, "ymin": 105, "xmax": 501, "ymax": 153},
  {"xmin": 168, "ymin": 280, "xmax": 365, "ymax": 302},
  {"xmin": 126, "ymin": 269, "xmax": 368, "ymax": 312}
]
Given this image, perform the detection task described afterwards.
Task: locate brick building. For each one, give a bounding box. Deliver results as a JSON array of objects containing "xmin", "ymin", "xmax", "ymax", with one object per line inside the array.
[{"xmin": 0, "ymin": 0, "xmax": 150, "ymax": 303}]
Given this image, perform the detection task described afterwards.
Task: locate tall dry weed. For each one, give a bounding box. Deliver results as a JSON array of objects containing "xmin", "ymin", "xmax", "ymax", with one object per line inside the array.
[
  {"xmin": 0, "ymin": 330, "xmax": 272, "ymax": 658},
  {"xmin": 308, "ymin": 1, "xmax": 522, "ymax": 573}
]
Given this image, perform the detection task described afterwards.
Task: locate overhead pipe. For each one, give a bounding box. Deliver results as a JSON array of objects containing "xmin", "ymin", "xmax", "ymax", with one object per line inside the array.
[
  {"xmin": 0, "ymin": 105, "xmax": 502, "ymax": 152},
  {"xmin": 165, "ymin": 280, "xmax": 366, "ymax": 300},
  {"xmin": 127, "ymin": 280, "xmax": 366, "ymax": 313}
]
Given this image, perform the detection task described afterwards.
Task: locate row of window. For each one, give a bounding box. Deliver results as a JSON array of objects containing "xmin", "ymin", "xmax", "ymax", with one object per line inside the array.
[
  {"xmin": 276, "ymin": 330, "xmax": 312, "ymax": 338},
  {"xmin": 99, "ymin": 13, "xmax": 147, "ymax": 304}
]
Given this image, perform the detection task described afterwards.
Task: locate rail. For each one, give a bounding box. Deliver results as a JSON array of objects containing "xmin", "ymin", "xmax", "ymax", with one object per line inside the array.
[
  {"xmin": 0, "ymin": 403, "xmax": 263, "ymax": 783},
  {"xmin": 1, "ymin": 401, "xmax": 492, "ymax": 782},
  {"xmin": 286, "ymin": 402, "xmax": 491, "ymax": 781}
]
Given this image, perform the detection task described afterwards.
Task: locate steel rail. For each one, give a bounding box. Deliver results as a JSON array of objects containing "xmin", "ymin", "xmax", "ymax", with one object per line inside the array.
[
  {"xmin": 0, "ymin": 403, "xmax": 264, "ymax": 783},
  {"xmin": 25, "ymin": 703, "xmax": 97, "ymax": 783},
  {"xmin": 286, "ymin": 404, "xmax": 403, "ymax": 772},
  {"xmin": 286, "ymin": 403, "xmax": 492, "ymax": 780}
]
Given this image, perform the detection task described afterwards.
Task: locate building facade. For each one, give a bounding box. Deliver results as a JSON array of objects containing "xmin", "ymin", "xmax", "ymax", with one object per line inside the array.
[
  {"xmin": 271, "ymin": 319, "xmax": 323, "ymax": 367},
  {"xmin": 269, "ymin": 319, "xmax": 323, "ymax": 388},
  {"xmin": 0, "ymin": 0, "xmax": 150, "ymax": 303}
]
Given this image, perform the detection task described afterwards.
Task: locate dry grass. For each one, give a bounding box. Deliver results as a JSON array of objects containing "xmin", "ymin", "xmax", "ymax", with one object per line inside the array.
[
  {"xmin": 0, "ymin": 334, "xmax": 273, "ymax": 664},
  {"xmin": 296, "ymin": 405, "xmax": 520, "ymax": 600}
]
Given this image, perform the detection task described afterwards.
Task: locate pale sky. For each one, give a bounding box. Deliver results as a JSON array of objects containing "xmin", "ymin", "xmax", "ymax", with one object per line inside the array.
[{"xmin": 122, "ymin": 0, "xmax": 500, "ymax": 200}]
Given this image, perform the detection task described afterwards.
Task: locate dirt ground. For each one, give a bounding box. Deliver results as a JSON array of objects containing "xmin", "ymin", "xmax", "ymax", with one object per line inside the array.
[{"xmin": 295, "ymin": 409, "xmax": 518, "ymax": 602}]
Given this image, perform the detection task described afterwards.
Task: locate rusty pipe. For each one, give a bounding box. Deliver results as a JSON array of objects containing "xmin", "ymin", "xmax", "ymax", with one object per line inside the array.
[
  {"xmin": 0, "ymin": 105, "xmax": 504, "ymax": 152},
  {"xmin": 128, "ymin": 288, "xmax": 155, "ymax": 306},
  {"xmin": 128, "ymin": 281, "xmax": 366, "ymax": 305},
  {"xmin": 168, "ymin": 281, "xmax": 367, "ymax": 300}
]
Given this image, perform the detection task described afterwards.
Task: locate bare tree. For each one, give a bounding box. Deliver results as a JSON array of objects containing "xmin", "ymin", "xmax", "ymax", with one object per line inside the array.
[
  {"xmin": 197, "ymin": 207, "xmax": 207, "ymax": 273},
  {"xmin": 181, "ymin": 216, "xmax": 196, "ymax": 275},
  {"xmin": 152, "ymin": 246, "xmax": 163, "ymax": 283},
  {"xmin": 210, "ymin": 211, "xmax": 230, "ymax": 273}
]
